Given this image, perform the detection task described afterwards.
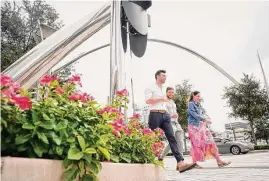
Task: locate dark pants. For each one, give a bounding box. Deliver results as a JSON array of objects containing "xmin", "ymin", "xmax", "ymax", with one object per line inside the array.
[{"xmin": 148, "ymin": 112, "xmax": 184, "ymax": 162}]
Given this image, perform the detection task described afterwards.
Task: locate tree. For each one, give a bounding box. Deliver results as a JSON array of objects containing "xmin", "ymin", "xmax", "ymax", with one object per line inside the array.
[
  {"xmin": 173, "ymin": 80, "xmax": 193, "ymax": 152},
  {"xmin": 223, "ymin": 74, "xmax": 269, "ymax": 145},
  {"xmin": 1, "ymin": 0, "xmax": 68, "ymax": 72},
  {"xmin": 174, "ymin": 80, "xmax": 193, "ymax": 131},
  {"xmin": 255, "ymin": 119, "xmax": 269, "ymax": 145}
]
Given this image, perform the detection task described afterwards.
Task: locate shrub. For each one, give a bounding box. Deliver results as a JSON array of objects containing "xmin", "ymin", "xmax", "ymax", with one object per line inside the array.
[
  {"xmin": 1, "ymin": 74, "xmax": 164, "ymax": 181},
  {"xmin": 254, "ymin": 145, "xmax": 269, "ymax": 150}
]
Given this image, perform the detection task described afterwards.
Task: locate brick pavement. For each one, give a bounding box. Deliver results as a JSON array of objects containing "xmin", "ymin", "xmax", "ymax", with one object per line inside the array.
[{"xmin": 164, "ymin": 151, "xmax": 269, "ymax": 181}]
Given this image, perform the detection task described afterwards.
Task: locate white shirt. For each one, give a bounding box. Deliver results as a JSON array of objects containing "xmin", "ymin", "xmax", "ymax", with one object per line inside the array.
[
  {"xmin": 167, "ymin": 99, "xmax": 183, "ymax": 131},
  {"xmin": 144, "ymin": 83, "xmax": 168, "ymax": 111}
]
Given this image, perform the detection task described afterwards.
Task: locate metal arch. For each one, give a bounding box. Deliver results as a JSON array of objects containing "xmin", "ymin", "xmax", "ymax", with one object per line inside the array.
[{"xmin": 53, "ymin": 38, "xmax": 239, "ymax": 85}]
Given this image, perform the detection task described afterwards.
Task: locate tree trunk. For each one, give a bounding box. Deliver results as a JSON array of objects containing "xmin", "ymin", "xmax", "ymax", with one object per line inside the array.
[
  {"xmin": 249, "ymin": 121, "xmax": 257, "ymax": 145},
  {"xmin": 266, "ymin": 139, "xmax": 268, "ymax": 145}
]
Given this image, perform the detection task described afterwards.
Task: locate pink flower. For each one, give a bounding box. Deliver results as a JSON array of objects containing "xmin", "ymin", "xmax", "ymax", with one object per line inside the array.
[
  {"xmin": 104, "ymin": 106, "xmax": 112, "ymax": 112},
  {"xmin": 111, "ymin": 118, "xmax": 125, "ymax": 131},
  {"xmin": 1, "ymin": 74, "xmax": 13, "ymax": 87},
  {"xmin": 56, "ymin": 86, "xmax": 64, "ymax": 95},
  {"xmin": 68, "ymin": 93, "xmax": 81, "ymax": 101},
  {"xmin": 142, "ymin": 128, "xmax": 152, "ymax": 135},
  {"xmin": 113, "ymin": 130, "xmax": 121, "ymax": 138},
  {"xmin": 97, "ymin": 109, "xmax": 105, "ymax": 114},
  {"xmin": 155, "ymin": 128, "xmax": 165, "ymax": 136},
  {"xmin": 123, "ymin": 126, "xmax": 131, "ymax": 135},
  {"xmin": 80, "ymin": 93, "xmax": 88, "ymax": 103},
  {"xmin": 116, "ymin": 89, "xmax": 128, "ymax": 96},
  {"xmin": 40, "ymin": 75, "xmax": 57, "ymax": 85},
  {"xmin": 10, "ymin": 96, "xmax": 32, "ymax": 110},
  {"xmin": 68, "ymin": 75, "xmax": 82, "ymax": 87},
  {"xmin": 130, "ymin": 113, "xmax": 140, "ymax": 119},
  {"xmin": 88, "ymin": 95, "xmax": 95, "ymax": 101}
]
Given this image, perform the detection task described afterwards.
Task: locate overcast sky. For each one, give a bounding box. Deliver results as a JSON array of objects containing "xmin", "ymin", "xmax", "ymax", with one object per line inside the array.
[{"xmin": 47, "ymin": 0, "xmax": 269, "ymax": 132}]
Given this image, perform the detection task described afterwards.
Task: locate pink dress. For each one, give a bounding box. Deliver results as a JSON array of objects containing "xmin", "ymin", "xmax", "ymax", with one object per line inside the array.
[{"xmin": 188, "ymin": 121, "xmax": 221, "ymax": 163}]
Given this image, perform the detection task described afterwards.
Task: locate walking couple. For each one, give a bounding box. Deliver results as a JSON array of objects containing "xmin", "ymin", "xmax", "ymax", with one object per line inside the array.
[{"xmin": 145, "ymin": 70, "xmax": 231, "ymax": 173}]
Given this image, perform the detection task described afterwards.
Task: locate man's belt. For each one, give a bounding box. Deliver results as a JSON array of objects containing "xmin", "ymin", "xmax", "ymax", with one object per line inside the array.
[{"xmin": 150, "ymin": 110, "xmax": 168, "ymax": 114}]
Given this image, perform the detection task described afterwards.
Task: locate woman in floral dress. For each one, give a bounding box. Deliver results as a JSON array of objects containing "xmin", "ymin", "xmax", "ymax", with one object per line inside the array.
[{"xmin": 187, "ymin": 91, "xmax": 231, "ymax": 168}]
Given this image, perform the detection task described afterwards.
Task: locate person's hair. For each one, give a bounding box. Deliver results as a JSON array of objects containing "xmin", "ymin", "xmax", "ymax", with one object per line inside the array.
[
  {"xmin": 166, "ymin": 87, "xmax": 174, "ymax": 92},
  {"xmin": 188, "ymin": 91, "xmax": 200, "ymax": 103},
  {"xmin": 155, "ymin": 70, "xmax": 166, "ymax": 80}
]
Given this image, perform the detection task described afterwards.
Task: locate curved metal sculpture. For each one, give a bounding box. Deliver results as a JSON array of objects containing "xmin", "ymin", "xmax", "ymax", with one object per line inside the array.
[
  {"xmin": 2, "ymin": 3, "xmax": 111, "ymax": 89},
  {"xmin": 53, "ymin": 38, "xmax": 239, "ymax": 85}
]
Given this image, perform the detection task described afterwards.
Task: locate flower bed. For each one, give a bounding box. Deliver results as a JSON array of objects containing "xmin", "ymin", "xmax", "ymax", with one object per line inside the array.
[{"xmin": 1, "ymin": 74, "xmax": 164, "ymax": 181}]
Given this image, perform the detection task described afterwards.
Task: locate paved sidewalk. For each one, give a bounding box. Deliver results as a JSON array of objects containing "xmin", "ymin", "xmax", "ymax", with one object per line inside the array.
[{"xmin": 164, "ymin": 151, "xmax": 269, "ymax": 181}]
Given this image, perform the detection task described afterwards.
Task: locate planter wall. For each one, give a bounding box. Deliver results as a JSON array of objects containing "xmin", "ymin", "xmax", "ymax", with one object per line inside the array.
[{"xmin": 1, "ymin": 157, "xmax": 165, "ymax": 181}]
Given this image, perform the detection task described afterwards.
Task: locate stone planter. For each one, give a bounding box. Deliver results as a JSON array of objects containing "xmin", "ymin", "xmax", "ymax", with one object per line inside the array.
[{"xmin": 1, "ymin": 157, "xmax": 165, "ymax": 181}]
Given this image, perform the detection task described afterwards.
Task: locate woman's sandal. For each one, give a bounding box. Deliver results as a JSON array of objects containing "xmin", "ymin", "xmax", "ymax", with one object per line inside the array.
[
  {"xmin": 217, "ymin": 161, "xmax": 231, "ymax": 168},
  {"xmin": 195, "ymin": 164, "xmax": 203, "ymax": 169}
]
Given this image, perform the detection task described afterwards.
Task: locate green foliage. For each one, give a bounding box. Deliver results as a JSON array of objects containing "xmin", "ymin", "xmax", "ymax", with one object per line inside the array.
[
  {"xmin": 1, "ymin": 74, "xmax": 163, "ymax": 181},
  {"xmin": 1, "ymin": 0, "xmax": 63, "ymax": 71},
  {"xmin": 173, "ymin": 80, "xmax": 193, "ymax": 131},
  {"xmin": 223, "ymin": 74, "xmax": 269, "ymax": 145},
  {"xmin": 254, "ymin": 145, "xmax": 269, "ymax": 150},
  {"xmin": 1, "ymin": 0, "xmax": 75, "ymax": 80},
  {"xmin": 255, "ymin": 120, "xmax": 269, "ymax": 144}
]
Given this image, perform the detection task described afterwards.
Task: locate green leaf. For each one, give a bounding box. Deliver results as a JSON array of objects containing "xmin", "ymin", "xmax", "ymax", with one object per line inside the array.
[
  {"xmin": 48, "ymin": 132, "xmax": 62, "ymax": 145},
  {"xmin": 120, "ymin": 153, "xmax": 131, "ymax": 163},
  {"xmin": 31, "ymin": 141, "xmax": 47, "ymax": 157},
  {"xmin": 17, "ymin": 144, "xmax": 28, "ymax": 152},
  {"xmin": 97, "ymin": 134, "xmax": 109, "ymax": 146},
  {"xmin": 81, "ymin": 174, "xmax": 94, "ymax": 181},
  {"xmin": 78, "ymin": 160, "xmax": 85, "ymax": 170},
  {"xmin": 63, "ymin": 168, "xmax": 79, "ymax": 181},
  {"xmin": 22, "ymin": 122, "xmax": 35, "ymax": 130},
  {"xmin": 97, "ymin": 147, "xmax": 110, "ymax": 160},
  {"xmin": 1, "ymin": 119, "xmax": 7, "ymax": 128},
  {"xmin": 75, "ymin": 116, "xmax": 82, "ymax": 122},
  {"xmin": 67, "ymin": 137, "xmax": 75, "ymax": 143},
  {"xmin": 2, "ymin": 105, "xmax": 12, "ymax": 111},
  {"xmin": 39, "ymin": 121, "xmax": 55, "ymax": 130},
  {"xmin": 110, "ymin": 154, "xmax": 119, "ymax": 163},
  {"xmin": 77, "ymin": 136, "xmax": 86, "ymax": 151},
  {"xmin": 15, "ymin": 134, "xmax": 32, "ymax": 145},
  {"xmin": 56, "ymin": 121, "xmax": 67, "ymax": 130},
  {"xmin": 68, "ymin": 147, "xmax": 83, "ymax": 160},
  {"xmin": 42, "ymin": 113, "xmax": 50, "ymax": 121},
  {"xmin": 63, "ymin": 158, "xmax": 73, "ymax": 169},
  {"xmin": 83, "ymin": 154, "xmax": 92, "ymax": 164},
  {"xmin": 34, "ymin": 121, "xmax": 41, "ymax": 126},
  {"xmin": 56, "ymin": 146, "xmax": 63, "ymax": 156},
  {"xmin": 4, "ymin": 136, "xmax": 12, "ymax": 143},
  {"xmin": 32, "ymin": 111, "xmax": 39, "ymax": 122},
  {"xmin": 85, "ymin": 161, "xmax": 98, "ymax": 175},
  {"xmin": 50, "ymin": 80, "xmax": 59, "ymax": 87},
  {"xmin": 37, "ymin": 132, "xmax": 49, "ymax": 144},
  {"xmin": 131, "ymin": 154, "xmax": 140, "ymax": 162},
  {"xmin": 84, "ymin": 148, "xmax": 96, "ymax": 154}
]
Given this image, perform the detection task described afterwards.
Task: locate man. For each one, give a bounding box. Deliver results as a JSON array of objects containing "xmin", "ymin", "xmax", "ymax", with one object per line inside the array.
[
  {"xmin": 159, "ymin": 87, "xmax": 184, "ymax": 160},
  {"xmin": 145, "ymin": 70, "xmax": 196, "ymax": 173}
]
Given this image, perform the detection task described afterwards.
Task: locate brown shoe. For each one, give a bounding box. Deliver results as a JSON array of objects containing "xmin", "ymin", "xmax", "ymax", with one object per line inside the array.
[{"xmin": 176, "ymin": 163, "xmax": 197, "ymax": 173}]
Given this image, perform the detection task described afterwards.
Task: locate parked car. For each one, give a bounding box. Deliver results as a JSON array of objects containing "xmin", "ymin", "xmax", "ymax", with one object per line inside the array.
[{"xmin": 214, "ymin": 137, "xmax": 254, "ymax": 155}]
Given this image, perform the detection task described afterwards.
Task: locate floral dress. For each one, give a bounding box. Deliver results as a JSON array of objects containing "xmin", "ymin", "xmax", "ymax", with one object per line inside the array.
[{"xmin": 188, "ymin": 102, "xmax": 221, "ymax": 163}]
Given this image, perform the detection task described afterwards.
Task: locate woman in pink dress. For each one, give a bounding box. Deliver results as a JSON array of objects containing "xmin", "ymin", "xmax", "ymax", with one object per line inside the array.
[{"xmin": 187, "ymin": 91, "xmax": 231, "ymax": 168}]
